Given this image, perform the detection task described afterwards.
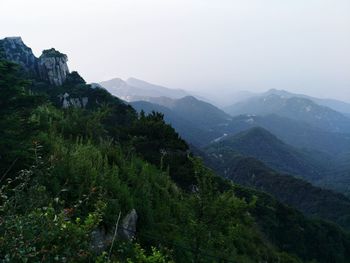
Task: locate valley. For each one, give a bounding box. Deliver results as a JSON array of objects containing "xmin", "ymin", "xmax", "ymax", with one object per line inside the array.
[{"xmin": 1, "ymin": 36, "xmax": 350, "ymax": 262}]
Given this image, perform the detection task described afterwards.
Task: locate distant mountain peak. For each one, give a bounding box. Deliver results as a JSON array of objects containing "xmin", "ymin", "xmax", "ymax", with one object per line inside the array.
[
  {"xmin": 99, "ymin": 77, "xmax": 189, "ymax": 102},
  {"xmin": 266, "ymin": 88, "xmax": 289, "ymax": 95},
  {"xmin": 225, "ymin": 89, "xmax": 350, "ymax": 133},
  {"xmin": 178, "ymin": 95, "xmax": 198, "ymax": 102}
]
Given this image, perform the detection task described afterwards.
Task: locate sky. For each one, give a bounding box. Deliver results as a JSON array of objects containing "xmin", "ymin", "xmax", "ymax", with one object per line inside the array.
[{"xmin": 1, "ymin": 0, "xmax": 350, "ymax": 103}]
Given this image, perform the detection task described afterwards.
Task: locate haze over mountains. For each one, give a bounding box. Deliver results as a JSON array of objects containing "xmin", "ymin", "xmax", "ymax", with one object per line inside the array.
[
  {"xmin": 100, "ymin": 77, "xmax": 350, "ymax": 197},
  {"xmin": 225, "ymin": 92, "xmax": 350, "ymax": 133},
  {"xmin": 2, "ymin": 36, "xmax": 350, "ymax": 262},
  {"xmin": 99, "ymin": 77, "xmax": 189, "ymax": 102}
]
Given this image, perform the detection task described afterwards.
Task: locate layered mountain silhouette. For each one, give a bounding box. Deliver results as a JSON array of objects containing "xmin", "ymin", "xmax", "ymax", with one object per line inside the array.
[
  {"xmin": 99, "ymin": 77, "xmax": 189, "ymax": 102},
  {"xmin": 226, "ymin": 88, "xmax": 350, "ymax": 115},
  {"xmin": 205, "ymin": 127, "xmax": 325, "ymax": 181},
  {"xmin": 3, "ymin": 36, "xmax": 350, "ymax": 262},
  {"xmin": 225, "ymin": 93, "xmax": 350, "ymax": 133},
  {"xmin": 131, "ymin": 100, "xmax": 218, "ymax": 147},
  {"xmin": 130, "ymin": 96, "xmax": 233, "ymax": 147},
  {"xmin": 226, "ymin": 114, "xmax": 350, "ymax": 155}
]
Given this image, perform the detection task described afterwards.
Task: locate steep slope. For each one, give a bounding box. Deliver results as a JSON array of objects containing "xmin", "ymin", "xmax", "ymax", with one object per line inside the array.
[
  {"xmin": 316, "ymin": 152, "xmax": 350, "ymax": 197},
  {"xmin": 233, "ymin": 184, "xmax": 350, "ymax": 263},
  {"xmin": 3, "ymin": 37, "xmax": 350, "ymax": 263},
  {"xmin": 218, "ymin": 156, "xmax": 350, "ymax": 230},
  {"xmin": 130, "ymin": 96, "xmax": 232, "ymax": 147},
  {"xmin": 0, "ymin": 37, "xmax": 70, "ymax": 86},
  {"xmin": 145, "ymin": 96, "xmax": 232, "ymax": 129},
  {"xmin": 225, "ymin": 93, "xmax": 350, "ymax": 133},
  {"xmin": 0, "ymin": 56, "xmax": 300, "ymax": 263},
  {"xmin": 205, "ymin": 127, "xmax": 324, "ymax": 181},
  {"xmin": 130, "ymin": 101, "xmax": 219, "ymax": 147}
]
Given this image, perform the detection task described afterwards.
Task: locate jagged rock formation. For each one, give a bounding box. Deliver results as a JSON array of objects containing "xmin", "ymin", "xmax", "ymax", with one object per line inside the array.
[
  {"xmin": 0, "ymin": 37, "xmax": 69, "ymax": 86},
  {"xmin": 0, "ymin": 37, "xmax": 39, "ymax": 76},
  {"xmin": 58, "ymin": 93, "xmax": 88, "ymax": 108},
  {"xmin": 39, "ymin": 48, "xmax": 69, "ymax": 86}
]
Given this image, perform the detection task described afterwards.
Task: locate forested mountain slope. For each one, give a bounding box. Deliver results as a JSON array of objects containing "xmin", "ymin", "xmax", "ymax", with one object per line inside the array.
[
  {"xmin": 205, "ymin": 127, "xmax": 324, "ymax": 181},
  {"xmin": 202, "ymin": 151, "xmax": 350, "ymax": 230},
  {"xmin": 1, "ymin": 37, "xmax": 350, "ymax": 262}
]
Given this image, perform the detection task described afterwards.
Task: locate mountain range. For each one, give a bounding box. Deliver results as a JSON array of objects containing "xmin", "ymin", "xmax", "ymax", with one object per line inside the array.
[
  {"xmin": 125, "ymin": 83, "xmax": 350, "ymax": 197},
  {"xmin": 226, "ymin": 88, "xmax": 350, "ymax": 115},
  {"xmin": 225, "ymin": 93, "xmax": 350, "ymax": 133},
  {"xmin": 99, "ymin": 77, "xmax": 189, "ymax": 102},
  {"xmin": 205, "ymin": 127, "xmax": 325, "ymax": 181},
  {"xmin": 2, "ymin": 36, "xmax": 350, "ymax": 262}
]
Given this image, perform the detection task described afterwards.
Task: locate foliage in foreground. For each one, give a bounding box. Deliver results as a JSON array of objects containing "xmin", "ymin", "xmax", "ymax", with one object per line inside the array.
[{"xmin": 1, "ymin": 58, "xmax": 349, "ymax": 262}]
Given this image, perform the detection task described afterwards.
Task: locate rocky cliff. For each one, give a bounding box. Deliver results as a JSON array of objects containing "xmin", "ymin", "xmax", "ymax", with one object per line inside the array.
[
  {"xmin": 0, "ymin": 37, "xmax": 39, "ymax": 76},
  {"xmin": 0, "ymin": 37, "xmax": 69, "ymax": 86},
  {"xmin": 39, "ymin": 48, "xmax": 69, "ymax": 86}
]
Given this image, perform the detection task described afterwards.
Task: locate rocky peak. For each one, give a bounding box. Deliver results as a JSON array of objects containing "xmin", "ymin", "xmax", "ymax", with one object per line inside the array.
[
  {"xmin": 0, "ymin": 37, "xmax": 39, "ymax": 75},
  {"xmin": 39, "ymin": 48, "xmax": 69, "ymax": 86},
  {"xmin": 1, "ymin": 37, "xmax": 70, "ymax": 86}
]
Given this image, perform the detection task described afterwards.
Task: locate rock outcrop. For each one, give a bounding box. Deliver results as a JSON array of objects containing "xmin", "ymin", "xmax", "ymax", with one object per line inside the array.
[
  {"xmin": 90, "ymin": 209, "xmax": 138, "ymax": 254},
  {"xmin": 0, "ymin": 37, "xmax": 39, "ymax": 75},
  {"xmin": 1, "ymin": 37, "xmax": 70, "ymax": 86},
  {"xmin": 58, "ymin": 92, "xmax": 89, "ymax": 108},
  {"xmin": 39, "ymin": 48, "xmax": 69, "ymax": 86},
  {"xmin": 118, "ymin": 209, "xmax": 138, "ymax": 240}
]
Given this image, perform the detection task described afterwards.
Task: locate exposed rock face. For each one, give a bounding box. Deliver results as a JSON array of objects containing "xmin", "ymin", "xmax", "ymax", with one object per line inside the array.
[
  {"xmin": 1, "ymin": 37, "xmax": 70, "ymax": 86},
  {"xmin": 39, "ymin": 48, "xmax": 69, "ymax": 86},
  {"xmin": 58, "ymin": 92, "xmax": 88, "ymax": 108},
  {"xmin": 90, "ymin": 209, "xmax": 138, "ymax": 254},
  {"xmin": 118, "ymin": 209, "xmax": 138, "ymax": 240},
  {"xmin": 90, "ymin": 227, "xmax": 113, "ymax": 254},
  {"xmin": 0, "ymin": 37, "xmax": 39, "ymax": 75}
]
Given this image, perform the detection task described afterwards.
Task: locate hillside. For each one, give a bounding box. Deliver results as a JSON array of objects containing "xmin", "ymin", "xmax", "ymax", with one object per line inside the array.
[
  {"xmin": 208, "ymin": 155, "xmax": 350, "ymax": 230},
  {"xmin": 205, "ymin": 127, "xmax": 324, "ymax": 181},
  {"xmin": 2, "ymin": 37, "xmax": 350, "ymax": 262},
  {"xmin": 130, "ymin": 100, "xmax": 219, "ymax": 147},
  {"xmin": 144, "ymin": 96, "xmax": 232, "ymax": 129},
  {"xmin": 130, "ymin": 96, "xmax": 232, "ymax": 146}
]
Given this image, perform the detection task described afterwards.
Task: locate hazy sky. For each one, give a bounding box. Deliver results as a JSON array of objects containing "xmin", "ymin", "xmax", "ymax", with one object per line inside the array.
[{"xmin": 1, "ymin": 0, "xmax": 350, "ymax": 102}]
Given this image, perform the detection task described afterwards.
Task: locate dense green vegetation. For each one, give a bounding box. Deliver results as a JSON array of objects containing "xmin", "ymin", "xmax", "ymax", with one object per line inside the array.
[
  {"xmin": 205, "ymin": 127, "xmax": 324, "ymax": 181},
  {"xmin": 205, "ymin": 152, "xmax": 350, "ymax": 230},
  {"xmin": 1, "ymin": 58, "xmax": 350, "ymax": 262},
  {"xmin": 41, "ymin": 48, "xmax": 67, "ymax": 58},
  {"xmin": 131, "ymin": 101, "xmax": 219, "ymax": 147}
]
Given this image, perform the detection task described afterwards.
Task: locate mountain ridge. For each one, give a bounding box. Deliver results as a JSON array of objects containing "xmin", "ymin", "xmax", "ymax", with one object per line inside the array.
[
  {"xmin": 2, "ymin": 36, "xmax": 350, "ymax": 262},
  {"xmin": 205, "ymin": 127, "xmax": 324, "ymax": 181},
  {"xmin": 99, "ymin": 77, "xmax": 189, "ymax": 102},
  {"xmin": 225, "ymin": 93, "xmax": 350, "ymax": 133}
]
